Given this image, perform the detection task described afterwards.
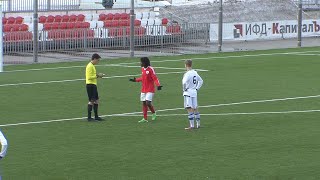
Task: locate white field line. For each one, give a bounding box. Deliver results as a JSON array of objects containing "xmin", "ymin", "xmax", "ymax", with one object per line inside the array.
[
  {"xmin": 4, "ymin": 65, "xmax": 86, "ymax": 73},
  {"xmin": 3, "ymin": 64, "xmax": 128, "ymax": 73},
  {"xmin": 3, "ymin": 64, "xmax": 205, "ymax": 73},
  {"xmin": 1, "ymin": 94, "xmax": 320, "ymax": 127},
  {"xmin": 110, "ymin": 64, "xmax": 209, "ymax": 71},
  {"xmin": 3, "ymin": 50, "xmax": 320, "ymax": 73},
  {"xmin": 294, "ymin": 54, "xmax": 320, "ymax": 56},
  {"xmin": 0, "ymin": 70, "xmax": 208, "ymax": 87},
  {"xmin": 108, "ymin": 94, "xmax": 320, "ymax": 116},
  {"xmin": 118, "ymin": 50, "xmax": 320, "ymax": 65},
  {"xmin": 110, "ymin": 110, "xmax": 320, "ymax": 116}
]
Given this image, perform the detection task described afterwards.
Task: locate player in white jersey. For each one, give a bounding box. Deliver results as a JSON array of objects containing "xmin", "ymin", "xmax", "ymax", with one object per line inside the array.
[
  {"xmin": 182, "ymin": 60, "xmax": 203, "ymax": 130},
  {"xmin": 0, "ymin": 130, "xmax": 8, "ymax": 180}
]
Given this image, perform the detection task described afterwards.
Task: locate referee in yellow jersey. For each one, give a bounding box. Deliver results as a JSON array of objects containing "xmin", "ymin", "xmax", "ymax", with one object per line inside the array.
[{"xmin": 86, "ymin": 53, "xmax": 105, "ymax": 121}]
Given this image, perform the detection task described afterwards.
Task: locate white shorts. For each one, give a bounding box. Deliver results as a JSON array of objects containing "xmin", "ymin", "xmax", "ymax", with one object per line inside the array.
[
  {"xmin": 140, "ymin": 92, "xmax": 154, "ymax": 101},
  {"xmin": 184, "ymin": 96, "xmax": 198, "ymax": 109}
]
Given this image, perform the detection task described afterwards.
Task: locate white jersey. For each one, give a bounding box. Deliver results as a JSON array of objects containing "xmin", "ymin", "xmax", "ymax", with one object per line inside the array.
[
  {"xmin": 0, "ymin": 130, "xmax": 8, "ymax": 158},
  {"xmin": 182, "ymin": 69, "xmax": 203, "ymax": 97}
]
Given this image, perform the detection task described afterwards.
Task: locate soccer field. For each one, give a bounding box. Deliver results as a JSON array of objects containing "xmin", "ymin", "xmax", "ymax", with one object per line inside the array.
[{"xmin": 1, "ymin": 47, "xmax": 320, "ymax": 179}]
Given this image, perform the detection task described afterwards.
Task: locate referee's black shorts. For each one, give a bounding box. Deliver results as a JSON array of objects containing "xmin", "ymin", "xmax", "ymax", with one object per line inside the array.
[{"xmin": 86, "ymin": 84, "xmax": 99, "ymax": 101}]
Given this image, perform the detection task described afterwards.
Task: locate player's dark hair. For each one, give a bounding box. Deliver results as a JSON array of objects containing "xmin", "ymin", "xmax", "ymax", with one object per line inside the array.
[
  {"xmin": 91, "ymin": 53, "xmax": 101, "ymax": 60},
  {"xmin": 140, "ymin": 57, "xmax": 150, "ymax": 68}
]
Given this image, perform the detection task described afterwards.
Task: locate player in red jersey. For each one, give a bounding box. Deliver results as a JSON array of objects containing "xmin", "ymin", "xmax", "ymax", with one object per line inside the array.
[{"xmin": 129, "ymin": 57, "xmax": 162, "ymax": 123}]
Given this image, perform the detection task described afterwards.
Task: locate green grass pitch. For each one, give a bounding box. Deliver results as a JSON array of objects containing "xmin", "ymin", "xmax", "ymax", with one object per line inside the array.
[{"xmin": 1, "ymin": 47, "xmax": 320, "ymax": 179}]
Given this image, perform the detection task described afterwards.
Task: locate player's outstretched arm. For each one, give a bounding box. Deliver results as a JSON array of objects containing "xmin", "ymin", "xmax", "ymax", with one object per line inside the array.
[{"xmin": 129, "ymin": 77, "xmax": 136, "ymax": 82}]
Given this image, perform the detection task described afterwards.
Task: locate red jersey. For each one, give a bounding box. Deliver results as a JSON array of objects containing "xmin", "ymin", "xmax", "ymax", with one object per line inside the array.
[{"xmin": 136, "ymin": 66, "xmax": 161, "ymax": 93}]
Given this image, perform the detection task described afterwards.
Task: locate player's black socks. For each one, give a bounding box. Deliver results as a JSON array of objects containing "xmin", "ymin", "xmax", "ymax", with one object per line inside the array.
[
  {"xmin": 88, "ymin": 104, "xmax": 93, "ymax": 119},
  {"xmin": 93, "ymin": 104, "xmax": 99, "ymax": 118}
]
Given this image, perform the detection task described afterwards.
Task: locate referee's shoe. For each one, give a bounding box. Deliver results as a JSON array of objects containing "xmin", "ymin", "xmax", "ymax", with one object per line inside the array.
[
  {"xmin": 95, "ymin": 116, "xmax": 104, "ymax": 121},
  {"xmin": 88, "ymin": 117, "xmax": 104, "ymax": 122}
]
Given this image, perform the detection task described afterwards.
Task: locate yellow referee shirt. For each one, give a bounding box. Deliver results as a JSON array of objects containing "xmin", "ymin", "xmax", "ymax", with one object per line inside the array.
[{"xmin": 86, "ymin": 62, "xmax": 97, "ymax": 85}]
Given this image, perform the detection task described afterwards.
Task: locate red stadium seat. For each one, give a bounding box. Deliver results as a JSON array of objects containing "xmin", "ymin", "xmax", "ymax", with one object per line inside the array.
[
  {"xmin": 39, "ymin": 16, "xmax": 47, "ymax": 23},
  {"xmin": 43, "ymin": 23, "xmax": 52, "ymax": 30},
  {"xmin": 106, "ymin": 13, "xmax": 113, "ymax": 20},
  {"xmin": 67, "ymin": 22, "xmax": 75, "ymax": 29},
  {"xmin": 51, "ymin": 23, "xmax": 59, "ymax": 30},
  {"xmin": 104, "ymin": 21, "xmax": 112, "ymax": 27},
  {"xmin": 113, "ymin": 13, "xmax": 121, "ymax": 20},
  {"xmin": 15, "ymin": 17, "xmax": 24, "ymax": 24},
  {"xmin": 60, "ymin": 22, "xmax": 68, "ymax": 29},
  {"xmin": 162, "ymin": 18, "xmax": 168, "ymax": 25},
  {"xmin": 120, "ymin": 13, "xmax": 129, "ymax": 20},
  {"xmin": 62, "ymin": 15, "xmax": 69, "ymax": 22},
  {"xmin": 12, "ymin": 24, "xmax": 20, "ymax": 31},
  {"xmin": 69, "ymin": 15, "xmax": 77, "ymax": 22},
  {"xmin": 111, "ymin": 21, "xmax": 119, "ymax": 27},
  {"xmin": 77, "ymin": 14, "xmax": 85, "ymax": 22},
  {"xmin": 47, "ymin": 15, "xmax": 54, "ymax": 23},
  {"xmin": 4, "ymin": 25, "xmax": 12, "ymax": 32},
  {"xmin": 119, "ymin": 20, "xmax": 129, "ymax": 27},
  {"xmin": 7, "ymin": 17, "xmax": 15, "ymax": 24},
  {"xmin": 99, "ymin": 14, "xmax": 107, "ymax": 21},
  {"xmin": 81, "ymin": 22, "xmax": 90, "ymax": 28},
  {"xmin": 20, "ymin": 24, "xmax": 29, "ymax": 31},
  {"xmin": 54, "ymin": 15, "xmax": 62, "ymax": 22},
  {"xmin": 74, "ymin": 22, "xmax": 82, "ymax": 28},
  {"xmin": 134, "ymin": 19, "xmax": 141, "ymax": 26},
  {"xmin": 2, "ymin": 17, "xmax": 7, "ymax": 24}
]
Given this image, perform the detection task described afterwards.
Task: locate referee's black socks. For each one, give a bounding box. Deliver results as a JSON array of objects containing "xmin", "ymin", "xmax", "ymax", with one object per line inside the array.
[
  {"xmin": 93, "ymin": 104, "xmax": 99, "ymax": 118},
  {"xmin": 88, "ymin": 104, "xmax": 93, "ymax": 119}
]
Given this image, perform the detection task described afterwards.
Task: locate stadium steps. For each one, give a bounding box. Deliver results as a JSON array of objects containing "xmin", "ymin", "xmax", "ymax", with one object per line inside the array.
[{"xmin": 160, "ymin": 0, "xmax": 300, "ymax": 23}]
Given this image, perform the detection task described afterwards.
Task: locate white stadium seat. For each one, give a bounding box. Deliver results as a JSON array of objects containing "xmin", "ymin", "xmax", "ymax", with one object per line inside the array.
[
  {"xmin": 96, "ymin": 21, "xmax": 104, "ymax": 28},
  {"xmin": 142, "ymin": 12, "xmax": 149, "ymax": 19},
  {"xmin": 141, "ymin": 19, "xmax": 149, "ymax": 26},
  {"xmin": 89, "ymin": 21, "xmax": 97, "ymax": 29},
  {"xmin": 149, "ymin": 12, "xmax": 156, "ymax": 19},
  {"xmin": 148, "ymin": 19, "xmax": 155, "ymax": 26},
  {"xmin": 135, "ymin": 12, "xmax": 143, "ymax": 20},
  {"xmin": 91, "ymin": 14, "xmax": 99, "ymax": 21},
  {"xmin": 154, "ymin": 18, "xmax": 162, "ymax": 26}
]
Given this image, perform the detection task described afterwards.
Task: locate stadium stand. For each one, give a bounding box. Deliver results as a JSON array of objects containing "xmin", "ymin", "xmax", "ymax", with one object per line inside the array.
[
  {"xmin": 160, "ymin": 0, "xmax": 299, "ymax": 23},
  {"xmin": 2, "ymin": 10, "xmax": 176, "ymax": 42},
  {"xmin": 2, "ymin": 16, "xmax": 33, "ymax": 42},
  {"xmin": 38, "ymin": 14, "xmax": 95, "ymax": 40}
]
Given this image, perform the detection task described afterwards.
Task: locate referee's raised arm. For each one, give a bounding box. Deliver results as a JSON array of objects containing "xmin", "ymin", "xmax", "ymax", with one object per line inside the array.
[{"xmin": 85, "ymin": 53, "xmax": 104, "ymax": 122}]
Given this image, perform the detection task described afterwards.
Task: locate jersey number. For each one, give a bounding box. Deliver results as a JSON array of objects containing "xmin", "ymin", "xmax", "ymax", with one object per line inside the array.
[{"xmin": 193, "ymin": 76, "xmax": 197, "ymax": 84}]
